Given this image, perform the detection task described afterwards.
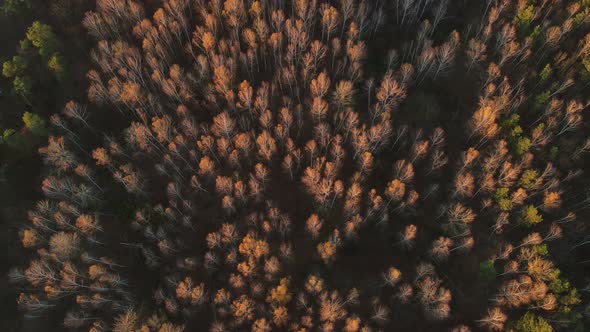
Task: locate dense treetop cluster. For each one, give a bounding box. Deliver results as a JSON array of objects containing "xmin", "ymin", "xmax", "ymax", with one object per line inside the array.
[{"xmin": 5, "ymin": 0, "xmax": 590, "ymax": 331}]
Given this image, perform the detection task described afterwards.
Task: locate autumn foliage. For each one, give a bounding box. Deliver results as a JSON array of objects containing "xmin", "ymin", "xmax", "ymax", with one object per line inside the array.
[{"xmin": 9, "ymin": 0, "xmax": 590, "ymax": 331}]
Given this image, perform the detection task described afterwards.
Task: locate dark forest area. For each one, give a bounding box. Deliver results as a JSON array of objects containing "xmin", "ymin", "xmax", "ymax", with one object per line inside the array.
[{"xmin": 1, "ymin": 0, "xmax": 589, "ymax": 331}]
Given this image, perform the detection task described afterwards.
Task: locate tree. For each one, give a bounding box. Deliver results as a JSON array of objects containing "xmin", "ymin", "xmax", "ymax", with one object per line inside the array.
[
  {"xmin": 13, "ymin": 75, "xmax": 33, "ymax": 97},
  {"xmin": 478, "ymin": 307, "xmax": 507, "ymax": 331},
  {"xmin": 252, "ymin": 318, "xmax": 272, "ymax": 332},
  {"xmin": 92, "ymin": 148, "xmax": 111, "ymax": 166},
  {"xmin": 321, "ymin": 6, "xmax": 339, "ymax": 40},
  {"xmin": 1, "ymin": 0, "xmax": 32, "ymax": 13},
  {"xmin": 23, "ymin": 112, "xmax": 46, "ymax": 136},
  {"xmin": 317, "ymin": 240, "xmax": 337, "ymax": 264},
  {"xmin": 495, "ymin": 275, "xmax": 546, "ymax": 308},
  {"xmin": 375, "ymin": 71, "xmax": 405, "ymax": 115},
  {"xmin": 215, "ymin": 176, "xmax": 233, "ymax": 196},
  {"xmin": 396, "ymin": 283, "xmax": 413, "ymax": 303},
  {"xmin": 343, "ymin": 316, "xmax": 361, "ymax": 332},
  {"xmin": 267, "ymin": 278, "xmax": 292, "ymax": 306},
  {"xmin": 49, "ymin": 232, "xmax": 80, "ymax": 260},
  {"xmin": 527, "ymin": 256, "xmax": 555, "ymax": 282},
  {"xmin": 311, "ymin": 71, "xmax": 331, "ymax": 98},
  {"xmin": 20, "ymin": 228, "xmax": 39, "ymax": 248},
  {"xmin": 430, "ymin": 237, "xmax": 453, "ymax": 262},
  {"xmin": 383, "ymin": 267, "xmax": 402, "ymax": 286},
  {"xmin": 520, "ymin": 205, "xmax": 543, "ymax": 226},
  {"xmin": 26, "ymin": 21, "xmax": 58, "ymax": 60},
  {"xmin": 468, "ymin": 104, "xmax": 498, "ymax": 140},
  {"xmin": 75, "ymin": 214, "xmax": 100, "ymax": 235},
  {"xmin": 519, "ymin": 170, "xmax": 538, "ymax": 190},
  {"xmin": 1, "ymin": 129, "xmax": 24, "ymax": 151},
  {"xmin": 319, "ymin": 291, "xmax": 346, "ymax": 323},
  {"xmin": 514, "ymin": 312, "xmax": 552, "ymax": 332},
  {"xmin": 211, "ymin": 112, "xmax": 236, "ymax": 138},
  {"xmin": 450, "ymin": 325, "xmax": 471, "ymax": 332},
  {"xmin": 398, "ymin": 224, "xmax": 417, "ymax": 250},
  {"xmin": 282, "ymin": 155, "xmax": 295, "ymax": 180},
  {"xmin": 333, "ymin": 80, "xmax": 354, "ymax": 109},
  {"xmin": 2, "ymin": 56, "xmax": 27, "ymax": 78},
  {"xmin": 385, "ymin": 179, "xmax": 405, "ymax": 203},
  {"xmin": 416, "ymin": 275, "xmax": 451, "ymax": 320},
  {"xmin": 394, "ymin": 159, "xmax": 414, "ymax": 183},
  {"xmin": 467, "ymin": 39, "xmax": 487, "ymax": 71},
  {"xmin": 454, "ymin": 172, "xmax": 475, "ymax": 197},
  {"xmin": 542, "ymin": 192, "xmax": 561, "ymax": 211},
  {"xmin": 213, "ymin": 65, "xmax": 233, "ymax": 97},
  {"xmin": 256, "ymin": 131, "xmax": 276, "ymax": 161},
  {"xmin": 433, "ymin": 32, "xmax": 459, "ymax": 79},
  {"xmin": 113, "ymin": 310, "xmax": 139, "ymax": 332},
  {"xmin": 120, "ymin": 82, "xmax": 142, "ymax": 105},
  {"xmin": 48, "ymin": 52, "xmax": 65, "ymax": 80},
  {"xmin": 232, "ymin": 295, "xmax": 254, "ymax": 321},
  {"xmin": 198, "ymin": 156, "xmax": 215, "ymax": 176},
  {"xmin": 114, "ymin": 164, "xmax": 145, "ymax": 195},
  {"xmin": 306, "ymin": 214, "xmax": 323, "ymax": 239},
  {"xmin": 358, "ymin": 151, "xmax": 373, "ymax": 175},
  {"xmin": 444, "ymin": 203, "xmax": 476, "ymax": 236},
  {"xmin": 311, "ymin": 97, "xmax": 329, "ymax": 122}
]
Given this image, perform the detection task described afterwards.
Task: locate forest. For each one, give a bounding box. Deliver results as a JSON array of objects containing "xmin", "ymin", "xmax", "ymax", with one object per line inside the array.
[{"xmin": 0, "ymin": 0, "xmax": 589, "ymax": 331}]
